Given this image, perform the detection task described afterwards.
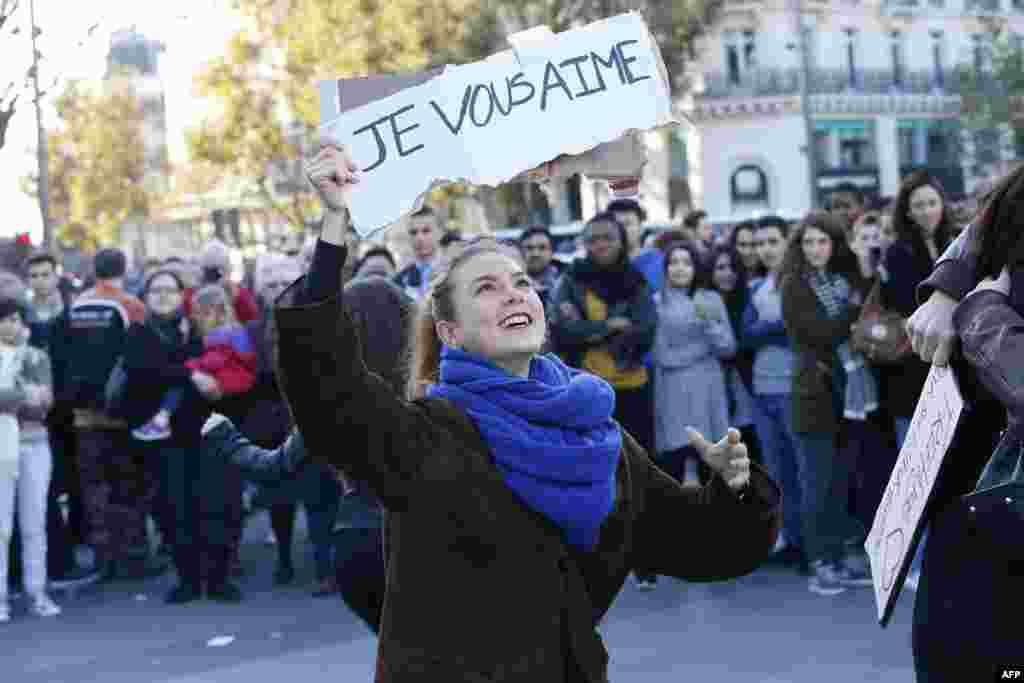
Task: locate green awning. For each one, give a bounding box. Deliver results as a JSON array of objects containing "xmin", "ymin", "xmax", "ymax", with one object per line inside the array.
[
  {"xmin": 897, "ymin": 118, "xmax": 959, "ymax": 131},
  {"xmin": 815, "ymin": 120, "xmax": 873, "ymax": 135}
]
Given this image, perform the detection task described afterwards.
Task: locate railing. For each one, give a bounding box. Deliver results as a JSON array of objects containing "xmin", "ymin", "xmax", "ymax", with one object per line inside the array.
[{"xmin": 700, "ymin": 68, "xmax": 959, "ymax": 98}]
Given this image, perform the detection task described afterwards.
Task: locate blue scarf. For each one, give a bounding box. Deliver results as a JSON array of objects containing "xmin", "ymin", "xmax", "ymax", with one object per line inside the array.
[{"xmin": 427, "ymin": 346, "xmax": 622, "ymax": 551}]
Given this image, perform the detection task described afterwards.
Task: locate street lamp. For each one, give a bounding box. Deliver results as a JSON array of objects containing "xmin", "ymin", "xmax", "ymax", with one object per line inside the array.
[
  {"xmin": 28, "ymin": 0, "xmax": 52, "ymax": 250},
  {"xmin": 789, "ymin": 0, "xmax": 820, "ymax": 210}
]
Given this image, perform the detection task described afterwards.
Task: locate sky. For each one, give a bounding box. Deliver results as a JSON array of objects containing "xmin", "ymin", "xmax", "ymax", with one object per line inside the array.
[{"xmin": 0, "ymin": 0, "xmax": 244, "ymax": 243}]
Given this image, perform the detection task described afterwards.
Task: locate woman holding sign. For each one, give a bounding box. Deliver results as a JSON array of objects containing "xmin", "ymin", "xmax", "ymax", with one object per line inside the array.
[
  {"xmin": 911, "ymin": 165, "xmax": 1024, "ymax": 681},
  {"xmin": 273, "ymin": 141, "xmax": 781, "ymax": 682}
]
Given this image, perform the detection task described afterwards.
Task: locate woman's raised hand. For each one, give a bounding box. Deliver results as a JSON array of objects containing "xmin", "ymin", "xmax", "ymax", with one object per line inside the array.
[
  {"xmin": 305, "ymin": 141, "xmax": 360, "ymax": 213},
  {"xmin": 686, "ymin": 427, "xmax": 751, "ymax": 491}
]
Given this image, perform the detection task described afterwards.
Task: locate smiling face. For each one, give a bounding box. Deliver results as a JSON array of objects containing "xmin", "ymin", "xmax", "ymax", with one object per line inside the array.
[
  {"xmin": 908, "ymin": 184, "xmax": 944, "ymax": 238},
  {"xmin": 666, "ymin": 247, "xmax": 696, "ymax": 290},
  {"xmin": 801, "ymin": 226, "xmax": 834, "ymax": 271},
  {"xmin": 435, "ymin": 251, "xmax": 547, "ymax": 373}
]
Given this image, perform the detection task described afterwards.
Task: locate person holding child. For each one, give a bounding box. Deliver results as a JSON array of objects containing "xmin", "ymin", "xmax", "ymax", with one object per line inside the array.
[{"xmin": 120, "ymin": 270, "xmax": 242, "ymax": 604}]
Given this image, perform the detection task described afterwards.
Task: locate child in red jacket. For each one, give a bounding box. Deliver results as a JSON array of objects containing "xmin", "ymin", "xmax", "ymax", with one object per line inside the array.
[{"xmin": 133, "ymin": 285, "xmax": 257, "ymax": 441}]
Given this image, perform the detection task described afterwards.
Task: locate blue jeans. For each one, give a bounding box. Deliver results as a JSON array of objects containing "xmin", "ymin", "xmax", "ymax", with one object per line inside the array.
[
  {"xmin": 795, "ymin": 433, "xmax": 865, "ymax": 564},
  {"xmin": 753, "ymin": 393, "xmax": 802, "ymax": 551},
  {"xmin": 302, "ymin": 465, "xmax": 343, "ymax": 582}
]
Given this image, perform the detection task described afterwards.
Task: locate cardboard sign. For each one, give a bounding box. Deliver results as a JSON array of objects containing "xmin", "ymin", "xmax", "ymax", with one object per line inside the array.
[
  {"xmin": 866, "ymin": 364, "xmax": 964, "ymax": 626},
  {"xmin": 318, "ymin": 12, "xmax": 676, "ymax": 237}
]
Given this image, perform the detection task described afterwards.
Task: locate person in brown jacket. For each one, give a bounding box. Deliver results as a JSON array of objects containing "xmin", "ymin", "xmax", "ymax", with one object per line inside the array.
[{"xmin": 272, "ymin": 142, "xmax": 782, "ymax": 683}]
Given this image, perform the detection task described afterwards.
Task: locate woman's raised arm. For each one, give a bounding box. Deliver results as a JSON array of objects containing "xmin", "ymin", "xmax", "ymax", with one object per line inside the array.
[{"xmin": 272, "ymin": 143, "xmax": 442, "ymax": 511}]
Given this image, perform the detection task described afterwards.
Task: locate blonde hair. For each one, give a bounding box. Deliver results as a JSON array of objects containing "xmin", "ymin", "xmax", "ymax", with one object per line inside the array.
[
  {"xmin": 193, "ymin": 284, "xmax": 238, "ymax": 334},
  {"xmin": 407, "ymin": 237, "xmax": 524, "ymax": 399}
]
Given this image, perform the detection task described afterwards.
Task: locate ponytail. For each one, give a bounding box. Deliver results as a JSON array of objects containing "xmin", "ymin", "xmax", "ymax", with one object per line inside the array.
[{"xmin": 409, "ymin": 298, "xmax": 443, "ymax": 399}]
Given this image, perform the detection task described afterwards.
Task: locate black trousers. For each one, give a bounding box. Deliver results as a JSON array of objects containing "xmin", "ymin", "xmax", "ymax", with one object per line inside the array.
[
  {"xmin": 333, "ymin": 527, "xmax": 385, "ymax": 634},
  {"xmin": 613, "ymin": 381, "xmax": 654, "ymax": 455},
  {"xmin": 151, "ymin": 440, "xmax": 238, "ymax": 589}
]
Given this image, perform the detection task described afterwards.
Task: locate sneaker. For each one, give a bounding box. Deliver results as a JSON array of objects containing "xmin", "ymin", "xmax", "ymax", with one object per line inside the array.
[
  {"xmin": 312, "ymin": 576, "xmax": 338, "ymax": 598},
  {"xmin": 808, "ymin": 560, "xmax": 848, "ymax": 596},
  {"xmin": 273, "ymin": 563, "xmax": 296, "ymax": 586},
  {"xmin": 132, "ymin": 419, "xmax": 171, "ymax": 442},
  {"xmin": 28, "ymin": 593, "xmax": 61, "ymax": 617},
  {"xmin": 834, "ymin": 558, "xmax": 873, "ymax": 588},
  {"xmin": 207, "ymin": 581, "xmax": 243, "ymax": 603},
  {"xmin": 165, "ymin": 583, "xmax": 201, "ymax": 605},
  {"xmin": 633, "ymin": 573, "xmax": 658, "ymax": 591},
  {"xmin": 50, "ymin": 564, "xmax": 101, "ymax": 590}
]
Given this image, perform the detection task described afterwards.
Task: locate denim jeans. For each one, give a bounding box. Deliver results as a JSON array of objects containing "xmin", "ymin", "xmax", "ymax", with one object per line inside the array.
[
  {"xmin": 0, "ymin": 436, "xmax": 52, "ymax": 598},
  {"xmin": 795, "ymin": 433, "xmax": 865, "ymax": 564},
  {"xmin": 753, "ymin": 393, "xmax": 803, "ymax": 550}
]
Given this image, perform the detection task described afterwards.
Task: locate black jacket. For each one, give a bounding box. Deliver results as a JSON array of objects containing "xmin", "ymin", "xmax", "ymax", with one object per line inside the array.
[
  {"xmin": 273, "ymin": 244, "xmax": 781, "ymax": 683},
  {"xmin": 121, "ymin": 317, "xmax": 209, "ymax": 440}
]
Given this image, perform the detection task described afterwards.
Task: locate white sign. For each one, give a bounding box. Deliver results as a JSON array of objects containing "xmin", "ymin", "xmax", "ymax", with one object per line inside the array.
[
  {"xmin": 866, "ymin": 364, "xmax": 964, "ymax": 626},
  {"xmin": 318, "ymin": 12, "xmax": 676, "ymax": 237}
]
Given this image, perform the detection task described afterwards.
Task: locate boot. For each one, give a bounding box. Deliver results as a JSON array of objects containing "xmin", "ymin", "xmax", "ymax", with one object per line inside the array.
[{"xmin": 205, "ymin": 547, "xmax": 243, "ymax": 603}]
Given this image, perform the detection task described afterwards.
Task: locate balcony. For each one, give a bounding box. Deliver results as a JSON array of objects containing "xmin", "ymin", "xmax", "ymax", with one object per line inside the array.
[{"xmin": 700, "ymin": 68, "xmax": 958, "ymax": 99}]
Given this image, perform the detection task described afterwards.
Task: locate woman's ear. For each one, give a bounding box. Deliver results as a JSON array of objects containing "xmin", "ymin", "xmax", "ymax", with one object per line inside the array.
[{"xmin": 435, "ymin": 319, "xmax": 459, "ymax": 348}]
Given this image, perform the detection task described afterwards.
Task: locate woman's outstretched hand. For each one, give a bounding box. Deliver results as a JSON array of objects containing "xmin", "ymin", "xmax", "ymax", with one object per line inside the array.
[{"xmin": 686, "ymin": 427, "xmax": 751, "ymax": 491}]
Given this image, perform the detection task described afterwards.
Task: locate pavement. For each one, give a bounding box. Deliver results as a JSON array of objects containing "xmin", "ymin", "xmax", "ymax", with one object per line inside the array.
[{"xmin": 3, "ymin": 511, "xmax": 919, "ymax": 683}]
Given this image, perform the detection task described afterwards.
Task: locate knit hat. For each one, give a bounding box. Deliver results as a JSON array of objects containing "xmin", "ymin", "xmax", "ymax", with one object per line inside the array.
[
  {"xmin": 200, "ymin": 240, "xmax": 231, "ymax": 270},
  {"xmin": 94, "ymin": 248, "xmax": 127, "ymax": 280}
]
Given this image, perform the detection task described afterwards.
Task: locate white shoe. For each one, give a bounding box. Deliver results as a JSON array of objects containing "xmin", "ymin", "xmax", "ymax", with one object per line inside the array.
[{"xmin": 29, "ymin": 593, "xmax": 61, "ymax": 617}]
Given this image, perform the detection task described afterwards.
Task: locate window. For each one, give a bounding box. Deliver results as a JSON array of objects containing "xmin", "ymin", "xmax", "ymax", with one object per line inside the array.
[
  {"xmin": 843, "ymin": 28, "xmax": 859, "ymax": 89},
  {"xmin": 731, "ymin": 165, "xmax": 769, "ymax": 203},
  {"xmin": 724, "ymin": 31, "xmax": 742, "ymax": 85},
  {"xmin": 723, "ymin": 30, "xmax": 756, "ymax": 86},
  {"xmin": 891, "ymin": 31, "xmax": 905, "ymax": 88},
  {"xmin": 898, "ymin": 127, "xmax": 916, "ymax": 166},
  {"xmin": 930, "ymin": 30, "xmax": 945, "ymax": 89},
  {"xmin": 742, "ymin": 31, "xmax": 757, "ymax": 71}
]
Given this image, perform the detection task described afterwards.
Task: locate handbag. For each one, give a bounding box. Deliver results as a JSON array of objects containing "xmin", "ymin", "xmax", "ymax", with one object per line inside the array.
[
  {"xmin": 850, "ymin": 278, "xmax": 910, "ymax": 364},
  {"xmin": 912, "ymin": 434, "xmax": 1024, "ymax": 675},
  {"xmin": 103, "ymin": 357, "xmax": 129, "ymax": 418}
]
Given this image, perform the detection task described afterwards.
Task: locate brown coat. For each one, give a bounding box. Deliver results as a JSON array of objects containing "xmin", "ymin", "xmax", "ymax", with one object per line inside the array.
[
  {"xmin": 273, "ymin": 275, "xmax": 782, "ymax": 683},
  {"xmin": 780, "ymin": 272, "xmax": 863, "ymax": 435}
]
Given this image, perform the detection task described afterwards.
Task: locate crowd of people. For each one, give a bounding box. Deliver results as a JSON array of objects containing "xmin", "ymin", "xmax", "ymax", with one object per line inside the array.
[{"xmin": 0, "ymin": 168, "xmax": 970, "ymax": 621}]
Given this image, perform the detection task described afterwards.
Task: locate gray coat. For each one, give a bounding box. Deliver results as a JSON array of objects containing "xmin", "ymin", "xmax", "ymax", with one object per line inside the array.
[{"xmin": 652, "ymin": 288, "xmax": 736, "ymax": 453}]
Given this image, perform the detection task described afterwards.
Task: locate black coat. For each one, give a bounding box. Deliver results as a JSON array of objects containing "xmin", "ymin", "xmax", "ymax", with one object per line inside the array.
[
  {"xmin": 880, "ymin": 239, "xmax": 935, "ymax": 418},
  {"xmin": 121, "ymin": 317, "xmax": 209, "ymax": 443},
  {"xmin": 273, "ymin": 249, "xmax": 782, "ymax": 683}
]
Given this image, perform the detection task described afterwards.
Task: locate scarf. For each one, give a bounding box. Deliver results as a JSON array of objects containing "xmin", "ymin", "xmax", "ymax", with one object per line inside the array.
[
  {"xmin": 427, "ymin": 346, "xmax": 622, "ymax": 551},
  {"xmin": 569, "ymin": 257, "xmax": 647, "ymax": 307},
  {"xmin": 805, "ymin": 271, "xmax": 878, "ymax": 421}
]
